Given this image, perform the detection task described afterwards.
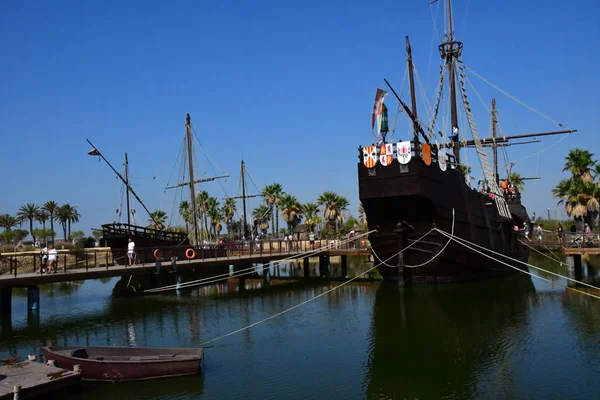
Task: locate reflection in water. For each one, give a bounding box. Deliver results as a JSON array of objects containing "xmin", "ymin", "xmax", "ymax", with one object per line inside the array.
[
  {"xmin": 0, "ymin": 253, "xmax": 597, "ymax": 399},
  {"xmin": 365, "ymin": 275, "xmax": 536, "ymax": 399}
]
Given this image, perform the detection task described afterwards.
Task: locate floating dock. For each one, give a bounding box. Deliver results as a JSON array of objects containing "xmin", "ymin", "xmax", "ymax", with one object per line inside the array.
[{"xmin": 0, "ymin": 360, "xmax": 81, "ymax": 399}]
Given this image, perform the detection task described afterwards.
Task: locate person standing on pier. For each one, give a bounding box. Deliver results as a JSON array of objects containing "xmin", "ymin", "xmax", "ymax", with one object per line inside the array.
[
  {"xmin": 127, "ymin": 238, "xmax": 135, "ymax": 266},
  {"xmin": 47, "ymin": 245, "xmax": 57, "ymax": 273}
]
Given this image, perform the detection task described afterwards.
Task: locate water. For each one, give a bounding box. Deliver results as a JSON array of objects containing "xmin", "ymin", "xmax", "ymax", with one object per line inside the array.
[{"xmin": 0, "ymin": 255, "xmax": 598, "ymax": 399}]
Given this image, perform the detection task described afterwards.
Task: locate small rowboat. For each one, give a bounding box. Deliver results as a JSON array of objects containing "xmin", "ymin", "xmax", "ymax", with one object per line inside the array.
[{"xmin": 41, "ymin": 346, "xmax": 203, "ymax": 382}]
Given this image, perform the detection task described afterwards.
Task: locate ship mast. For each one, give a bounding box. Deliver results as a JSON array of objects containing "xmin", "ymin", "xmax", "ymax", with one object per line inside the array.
[
  {"xmin": 438, "ymin": 0, "xmax": 463, "ymax": 164},
  {"xmin": 491, "ymin": 99, "xmax": 499, "ymax": 185},
  {"xmin": 125, "ymin": 153, "xmax": 131, "ymax": 226},
  {"xmin": 406, "ymin": 36, "xmax": 419, "ymax": 142},
  {"xmin": 241, "ymin": 160, "xmax": 249, "ymax": 239},
  {"xmin": 185, "ymin": 113, "xmax": 200, "ymax": 246}
]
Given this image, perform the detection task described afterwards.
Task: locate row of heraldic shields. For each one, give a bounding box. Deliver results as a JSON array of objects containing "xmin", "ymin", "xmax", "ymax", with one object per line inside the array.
[{"xmin": 362, "ymin": 141, "xmax": 448, "ymax": 171}]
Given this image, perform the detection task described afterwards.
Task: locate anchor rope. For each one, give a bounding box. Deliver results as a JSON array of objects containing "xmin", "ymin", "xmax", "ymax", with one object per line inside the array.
[
  {"xmin": 371, "ymin": 209, "xmax": 455, "ymax": 268},
  {"xmin": 144, "ymin": 230, "xmax": 376, "ymax": 293},
  {"xmin": 199, "ymin": 234, "xmax": 429, "ymax": 347},
  {"xmin": 435, "ymin": 228, "xmax": 600, "ymax": 298}
]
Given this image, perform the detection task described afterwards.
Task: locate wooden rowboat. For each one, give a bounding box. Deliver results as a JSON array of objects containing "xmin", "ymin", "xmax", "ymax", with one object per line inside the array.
[{"xmin": 41, "ymin": 346, "xmax": 203, "ymax": 382}]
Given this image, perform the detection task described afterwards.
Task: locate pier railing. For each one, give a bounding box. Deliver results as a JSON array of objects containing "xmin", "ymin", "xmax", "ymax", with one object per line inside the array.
[{"xmin": 0, "ymin": 238, "xmax": 370, "ymax": 277}]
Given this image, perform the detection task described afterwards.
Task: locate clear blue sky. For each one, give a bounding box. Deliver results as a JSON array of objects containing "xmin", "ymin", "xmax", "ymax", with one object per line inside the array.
[{"xmin": 1, "ymin": 0, "xmax": 598, "ymax": 236}]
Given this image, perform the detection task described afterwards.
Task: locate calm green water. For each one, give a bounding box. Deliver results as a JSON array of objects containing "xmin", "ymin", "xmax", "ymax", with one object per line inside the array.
[{"xmin": 0, "ymin": 255, "xmax": 598, "ymax": 399}]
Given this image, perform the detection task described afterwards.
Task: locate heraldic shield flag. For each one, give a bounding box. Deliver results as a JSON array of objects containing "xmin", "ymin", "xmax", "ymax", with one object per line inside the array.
[
  {"xmin": 396, "ymin": 141, "xmax": 412, "ymax": 165},
  {"xmin": 421, "ymin": 143, "xmax": 432, "ymax": 166},
  {"xmin": 438, "ymin": 151, "xmax": 448, "ymax": 171},
  {"xmin": 363, "ymin": 145, "xmax": 377, "ymax": 168},
  {"xmin": 379, "ymin": 143, "xmax": 393, "ymax": 166}
]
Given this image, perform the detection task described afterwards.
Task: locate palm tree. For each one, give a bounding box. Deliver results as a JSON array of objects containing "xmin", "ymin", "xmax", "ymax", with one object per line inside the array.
[
  {"xmin": 148, "ymin": 210, "xmax": 168, "ymax": 230},
  {"xmin": 262, "ymin": 184, "xmax": 276, "ymax": 237},
  {"xmin": 280, "ymin": 194, "xmax": 302, "ymax": 235},
  {"xmin": 268, "ymin": 184, "xmax": 284, "ymax": 237},
  {"xmin": 60, "ymin": 204, "xmax": 80, "ymax": 238},
  {"xmin": 302, "ymin": 202, "xmax": 321, "ymax": 234},
  {"xmin": 0, "ymin": 214, "xmax": 18, "ymax": 231},
  {"xmin": 196, "ymin": 191, "xmax": 210, "ymax": 239},
  {"xmin": 36, "ymin": 210, "xmax": 50, "ymax": 230},
  {"xmin": 563, "ymin": 149, "xmax": 595, "ymax": 183},
  {"xmin": 317, "ymin": 191, "xmax": 350, "ymax": 236},
  {"xmin": 509, "ymin": 172, "xmax": 525, "ymax": 192},
  {"xmin": 252, "ymin": 204, "xmax": 271, "ymax": 235},
  {"xmin": 43, "ymin": 201, "xmax": 59, "ymax": 241},
  {"xmin": 552, "ymin": 178, "xmax": 599, "ymax": 227},
  {"xmin": 179, "ymin": 200, "xmax": 190, "ymax": 233},
  {"xmin": 206, "ymin": 197, "xmax": 220, "ymax": 239},
  {"xmin": 222, "ymin": 198, "xmax": 236, "ymax": 237},
  {"xmin": 17, "ymin": 203, "xmax": 40, "ymax": 243},
  {"xmin": 55, "ymin": 205, "xmax": 70, "ymax": 241},
  {"xmin": 358, "ymin": 203, "xmax": 367, "ymax": 232}
]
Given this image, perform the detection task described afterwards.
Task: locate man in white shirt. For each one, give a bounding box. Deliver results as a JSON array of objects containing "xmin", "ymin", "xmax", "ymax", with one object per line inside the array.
[{"xmin": 127, "ymin": 238, "xmax": 135, "ymax": 265}]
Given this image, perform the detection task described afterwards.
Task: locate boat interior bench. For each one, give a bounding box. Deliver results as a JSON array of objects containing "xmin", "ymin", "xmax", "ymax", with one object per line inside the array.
[{"xmin": 70, "ymin": 349, "xmax": 176, "ymax": 361}]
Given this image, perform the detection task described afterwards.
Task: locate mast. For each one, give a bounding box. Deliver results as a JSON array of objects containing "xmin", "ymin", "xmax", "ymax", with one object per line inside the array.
[
  {"xmin": 406, "ymin": 36, "xmax": 419, "ymax": 142},
  {"xmin": 438, "ymin": 0, "xmax": 463, "ymax": 163},
  {"xmin": 491, "ymin": 98, "xmax": 498, "ymax": 185},
  {"xmin": 241, "ymin": 160, "xmax": 249, "ymax": 239},
  {"xmin": 125, "ymin": 153, "xmax": 131, "ymax": 226},
  {"xmin": 186, "ymin": 113, "xmax": 200, "ymax": 246}
]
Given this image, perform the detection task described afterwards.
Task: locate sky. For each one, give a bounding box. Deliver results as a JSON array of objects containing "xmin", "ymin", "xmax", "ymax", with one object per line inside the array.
[{"xmin": 1, "ymin": 0, "xmax": 599, "ymax": 237}]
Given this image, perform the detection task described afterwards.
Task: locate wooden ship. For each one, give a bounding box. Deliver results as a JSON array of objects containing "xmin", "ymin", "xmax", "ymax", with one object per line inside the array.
[
  {"xmin": 357, "ymin": 0, "xmax": 575, "ymax": 285},
  {"xmin": 89, "ymin": 113, "xmax": 228, "ymax": 263}
]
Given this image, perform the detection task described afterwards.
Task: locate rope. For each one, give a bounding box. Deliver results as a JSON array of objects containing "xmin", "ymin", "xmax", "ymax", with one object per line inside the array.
[
  {"xmin": 518, "ymin": 239, "xmax": 564, "ymax": 265},
  {"xmin": 199, "ymin": 234, "xmax": 424, "ymax": 347},
  {"xmin": 145, "ymin": 230, "xmax": 376, "ymax": 293},
  {"xmin": 463, "ymin": 64, "xmax": 568, "ymax": 129},
  {"xmin": 372, "ymin": 209, "xmax": 455, "ymax": 268},
  {"xmin": 436, "ymin": 228, "xmax": 600, "ymax": 296}
]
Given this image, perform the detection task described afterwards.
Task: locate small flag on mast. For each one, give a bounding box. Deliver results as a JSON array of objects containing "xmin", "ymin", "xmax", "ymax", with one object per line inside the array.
[
  {"xmin": 380, "ymin": 103, "xmax": 389, "ymax": 134},
  {"xmin": 87, "ymin": 148, "xmax": 100, "ymax": 156},
  {"xmin": 372, "ymin": 88, "xmax": 388, "ymax": 136}
]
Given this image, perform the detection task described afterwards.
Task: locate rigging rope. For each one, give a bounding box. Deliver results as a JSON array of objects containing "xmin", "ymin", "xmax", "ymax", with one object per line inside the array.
[{"xmin": 463, "ymin": 64, "xmax": 569, "ymax": 129}]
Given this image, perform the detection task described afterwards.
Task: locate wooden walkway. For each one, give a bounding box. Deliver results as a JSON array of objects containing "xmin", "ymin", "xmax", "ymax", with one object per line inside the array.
[
  {"xmin": 0, "ymin": 247, "xmax": 370, "ymax": 289},
  {"xmin": 0, "ymin": 360, "xmax": 80, "ymax": 399}
]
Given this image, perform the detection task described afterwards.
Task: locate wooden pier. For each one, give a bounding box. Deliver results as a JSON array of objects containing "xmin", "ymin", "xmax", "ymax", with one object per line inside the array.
[{"xmin": 0, "ymin": 360, "xmax": 80, "ymax": 399}]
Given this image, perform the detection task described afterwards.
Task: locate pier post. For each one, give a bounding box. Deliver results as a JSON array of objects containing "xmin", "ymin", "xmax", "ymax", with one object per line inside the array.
[
  {"xmin": 13, "ymin": 385, "xmax": 20, "ymax": 400},
  {"xmin": 262, "ymin": 264, "xmax": 270, "ymax": 289},
  {"xmin": 0, "ymin": 288, "xmax": 12, "ymax": 316},
  {"xmin": 319, "ymin": 255, "xmax": 330, "ymax": 278},
  {"xmin": 303, "ymin": 257, "xmax": 310, "ymax": 278},
  {"xmin": 27, "ymin": 310, "xmax": 40, "ymax": 335},
  {"xmin": 574, "ymin": 255, "xmax": 583, "ymax": 282},
  {"xmin": 27, "ymin": 286, "xmax": 40, "ymax": 310},
  {"xmin": 341, "ymin": 256, "xmax": 348, "ymax": 279}
]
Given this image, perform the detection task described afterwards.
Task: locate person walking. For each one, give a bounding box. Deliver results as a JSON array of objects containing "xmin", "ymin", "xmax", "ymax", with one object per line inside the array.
[
  {"xmin": 47, "ymin": 245, "xmax": 58, "ymax": 273},
  {"xmin": 127, "ymin": 238, "xmax": 136, "ymax": 266}
]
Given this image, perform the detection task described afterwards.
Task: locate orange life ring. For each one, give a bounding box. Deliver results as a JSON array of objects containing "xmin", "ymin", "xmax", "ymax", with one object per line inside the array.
[
  {"xmin": 185, "ymin": 248, "xmax": 196, "ymax": 259},
  {"xmin": 153, "ymin": 249, "xmax": 162, "ymax": 260}
]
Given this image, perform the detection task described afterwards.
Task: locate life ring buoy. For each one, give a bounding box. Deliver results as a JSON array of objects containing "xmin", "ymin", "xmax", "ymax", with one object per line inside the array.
[
  {"xmin": 185, "ymin": 248, "xmax": 196, "ymax": 259},
  {"xmin": 153, "ymin": 249, "xmax": 162, "ymax": 260}
]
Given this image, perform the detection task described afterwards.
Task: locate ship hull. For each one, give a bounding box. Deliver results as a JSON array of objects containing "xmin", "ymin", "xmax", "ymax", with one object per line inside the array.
[
  {"xmin": 358, "ymin": 144, "xmax": 529, "ymax": 284},
  {"xmin": 102, "ymin": 223, "xmax": 191, "ymax": 265}
]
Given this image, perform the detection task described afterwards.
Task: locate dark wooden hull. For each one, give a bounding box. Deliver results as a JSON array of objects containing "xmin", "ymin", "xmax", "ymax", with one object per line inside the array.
[
  {"xmin": 358, "ymin": 147, "xmax": 529, "ymax": 284},
  {"xmin": 102, "ymin": 223, "xmax": 190, "ymax": 265},
  {"xmin": 41, "ymin": 346, "xmax": 203, "ymax": 382}
]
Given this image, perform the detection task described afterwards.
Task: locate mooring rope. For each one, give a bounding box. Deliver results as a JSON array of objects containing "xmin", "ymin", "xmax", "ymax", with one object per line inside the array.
[
  {"xmin": 518, "ymin": 239, "xmax": 565, "ymax": 265},
  {"xmin": 199, "ymin": 238, "xmax": 423, "ymax": 347},
  {"xmin": 435, "ymin": 228, "xmax": 600, "ymax": 300},
  {"xmin": 144, "ymin": 230, "xmax": 376, "ymax": 293},
  {"xmin": 371, "ymin": 209, "xmax": 455, "ymax": 268}
]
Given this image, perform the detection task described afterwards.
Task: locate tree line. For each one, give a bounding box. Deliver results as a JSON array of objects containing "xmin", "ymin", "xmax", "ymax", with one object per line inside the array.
[
  {"xmin": 0, "ymin": 201, "xmax": 81, "ymax": 245},
  {"xmin": 146, "ymin": 185, "xmax": 366, "ymax": 242}
]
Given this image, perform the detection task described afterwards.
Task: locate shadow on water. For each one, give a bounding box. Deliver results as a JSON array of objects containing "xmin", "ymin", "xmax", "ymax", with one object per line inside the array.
[{"xmin": 364, "ymin": 274, "xmax": 536, "ymax": 400}]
